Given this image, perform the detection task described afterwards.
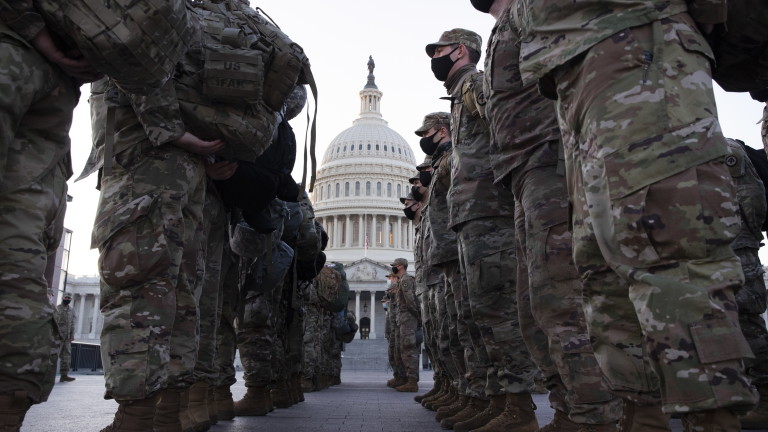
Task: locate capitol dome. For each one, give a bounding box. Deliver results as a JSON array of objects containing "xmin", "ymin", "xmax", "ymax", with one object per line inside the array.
[{"xmin": 312, "ymin": 58, "xmax": 418, "ymax": 340}]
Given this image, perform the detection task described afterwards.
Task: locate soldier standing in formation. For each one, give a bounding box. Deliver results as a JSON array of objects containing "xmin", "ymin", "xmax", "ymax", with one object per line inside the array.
[
  {"xmin": 392, "ymin": 258, "xmax": 421, "ymax": 392},
  {"xmin": 55, "ymin": 293, "xmax": 77, "ymax": 383}
]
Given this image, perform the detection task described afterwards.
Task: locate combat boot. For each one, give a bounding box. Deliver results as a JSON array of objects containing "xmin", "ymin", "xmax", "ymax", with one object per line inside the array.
[
  {"xmin": 59, "ymin": 374, "xmax": 76, "ymax": 382},
  {"xmin": 429, "ymin": 385, "xmax": 459, "ymax": 411},
  {"xmin": 452, "ymin": 393, "xmax": 505, "ymax": 432},
  {"xmin": 0, "ymin": 391, "xmax": 31, "ymax": 432},
  {"xmin": 423, "ymin": 381, "xmax": 451, "ymax": 409},
  {"xmin": 212, "ymin": 386, "xmax": 234, "ymax": 421},
  {"xmin": 206, "ymin": 386, "xmax": 217, "ymax": 426},
  {"xmin": 271, "ymin": 380, "xmax": 292, "ymax": 408},
  {"xmin": 436, "ymin": 394, "xmax": 469, "ymax": 421},
  {"xmin": 99, "ymin": 394, "xmax": 159, "ymax": 432},
  {"xmin": 178, "ymin": 389, "xmax": 196, "ymax": 432},
  {"xmin": 292, "ymin": 375, "xmax": 305, "ymax": 402},
  {"xmin": 538, "ymin": 408, "xmax": 618, "ymax": 431},
  {"xmin": 440, "ymin": 396, "xmax": 489, "ymax": 429},
  {"xmin": 233, "ymin": 386, "xmax": 272, "ymax": 416},
  {"xmin": 470, "ymin": 392, "xmax": 538, "ymax": 432},
  {"xmin": 301, "ymin": 376, "xmax": 315, "ymax": 393},
  {"xmin": 396, "ymin": 377, "xmax": 419, "ymax": 393},
  {"xmin": 154, "ymin": 389, "xmax": 182, "ymax": 432},
  {"xmin": 680, "ymin": 408, "xmax": 741, "ymax": 432},
  {"xmin": 331, "ymin": 375, "xmax": 341, "ymax": 386},
  {"xmin": 186, "ymin": 382, "xmax": 210, "ymax": 431},
  {"xmin": 416, "ymin": 376, "xmax": 443, "ymax": 403},
  {"xmin": 617, "ymin": 400, "xmax": 671, "ymax": 431},
  {"xmin": 741, "ymin": 384, "xmax": 768, "ymax": 429},
  {"xmin": 387, "ymin": 375, "xmax": 406, "ymax": 388}
]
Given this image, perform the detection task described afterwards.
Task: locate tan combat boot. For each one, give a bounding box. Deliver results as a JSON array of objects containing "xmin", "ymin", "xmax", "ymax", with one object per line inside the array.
[
  {"xmin": 331, "ymin": 375, "xmax": 341, "ymax": 386},
  {"xmin": 0, "ymin": 391, "xmax": 32, "ymax": 432},
  {"xmin": 387, "ymin": 375, "xmax": 406, "ymax": 388},
  {"xmin": 206, "ymin": 386, "xmax": 217, "ymax": 426},
  {"xmin": 452, "ymin": 393, "xmax": 506, "ymax": 432},
  {"xmin": 213, "ymin": 385, "xmax": 234, "ymax": 421},
  {"xmin": 741, "ymin": 384, "xmax": 768, "ymax": 429},
  {"xmin": 415, "ymin": 376, "xmax": 443, "ymax": 403},
  {"xmin": 234, "ymin": 386, "xmax": 272, "ymax": 416},
  {"xmin": 617, "ymin": 400, "xmax": 671, "ymax": 431},
  {"xmin": 423, "ymin": 381, "xmax": 451, "ymax": 409},
  {"xmin": 471, "ymin": 392, "xmax": 538, "ymax": 432},
  {"xmin": 59, "ymin": 374, "xmax": 76, "ymax": 382},
  {"xmin": 539, "ymin": 408, "xmax": 618, "ymax": 431},
  {"xmin": 436, "ymin": 394, "xmax": 469, "ymax": 421},
  {"xmin": 154, "ymin": 389, "xmax": 182, "ymax": 432},
  {"xmin": 292, "ymin": 375, "xmax": 305, "ymax": 402},
  {"xmin": 396, "ymin": 377, "xmax": 419, "ymax": 393},
  {"xmin": 178, "ymin": 389, "xmax": 196, "ymax": 432},
  {"xmin": 271, "ymin": 380, "xmax": 292, "ymax": 408},
  {"xmin": 99, "ymin": 394, "xmax": 159, "ymax": 432},
  {"xmin": 186, "ymin": 382, "xmax": 210, "ymax": 431},
  {"xmin": 430, "ymin": 385, "xmax": 459, "ymax": 411},
  {"xmin": 681, "ymin": 408, "xmax": 742, "ymax": 432},
  {"xmin": 440, "ymin": 396, "xmax": 489, "ymax": 429},
  {"xmin": 301, "ymin": 377, "xmax": 315, "ymax": 393}
]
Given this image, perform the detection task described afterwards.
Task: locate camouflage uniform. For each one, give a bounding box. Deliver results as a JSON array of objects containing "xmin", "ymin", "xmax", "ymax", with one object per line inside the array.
[
  {"xmin": 396, "ymin": 273, "xmax": 421, "ymax": 381},
  {"xmin": 88, "ymin": 77, "xmax": 206, "ymax": 401},
  {"xmin": 0, "ymin": 4, "xmax": 79, "ymax": 405},
  {"xmin": 54, "ymin": 301, "xmax": 77, "ymax": 377},
  {"xmin": 725, "ymin": 139, "xmax": 768, "ymax": 387},
  {"xmin": 515, "ymin": 0, "xmax": 758, "ymax": 413},
  {"xmin": 483, "ymin": 5, "xmax": 621, "ymax": 424},
  {"xmin": 214, "ymin": 242, "xmax": 239, "ymax": 389},
  {"xmin": 439, "ymin": 58, "xmax": 537, "ymax": 396},
  {"xmin": 302, "ymin": 284, "xmax": 323, "ymax": 387},
  {"xmin": 386, "ymin": 286, "xmax": 407, "ymax": 380}
]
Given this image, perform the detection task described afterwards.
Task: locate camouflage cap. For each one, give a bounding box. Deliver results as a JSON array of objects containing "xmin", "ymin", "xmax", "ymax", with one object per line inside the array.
[
  {"xmin": 426, "ymin": 28, "xmax": 482, "ymax": 57},
  {"xmin": 408, "ymin": 174, "xmax": 420, "ymax": 184},
  {"xmin": 416, "ymin": 155, "xmax": 432, "ymax": 171},
  {"xmin": 63, "ymin": 293, "xmax": 72, "ymax": 300},
  {"xmin": 415, "ymin": 112, "xmax": 451, "ymax": 136},
  {"xmin": 399, "ymin": 192, "xmax": 415, "ymax": 204},
  {"xmin": 390, "ymin": 258, "xmax": 409, "ymax": 268}
]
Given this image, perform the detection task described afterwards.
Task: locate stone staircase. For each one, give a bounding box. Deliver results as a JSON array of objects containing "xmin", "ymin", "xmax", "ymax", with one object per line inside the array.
[{"xmin": 341, "ymin": 338, "xmax": 391, "ymax": 371}]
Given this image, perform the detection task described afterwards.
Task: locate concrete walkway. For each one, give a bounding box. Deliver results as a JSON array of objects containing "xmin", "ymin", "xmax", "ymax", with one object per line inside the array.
[{"xmin": 21, "ymin": 371, "xmax": 767, "ymax": 432}]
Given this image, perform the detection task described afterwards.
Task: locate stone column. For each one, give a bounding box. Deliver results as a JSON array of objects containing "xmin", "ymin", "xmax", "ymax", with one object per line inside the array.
[
  {"xmin": 383, "ymin": 215, "xmax": 390, "ymax": 248},
  {"xmin": 369, "ymin": 290, "xmax": 377, "ymax": 339},
  {"xmin": 358, "ymin": 214, "xmax": 364, "ymax": 247},
  {"xmin": 333, "ymin": 215, "xmax": 339, "ymax": 248},
  {"xmin": 88, "ymin": 294, "xmax": 100, "ymax": 339},
  {"xmin": 76, "ymin": 294, "xmax": 86, "ymax": 337},
  {"xmin": 345, "ymin": 215, "xmax": 352, "ymax": 248},
  {"xmin": 355, "ymin": 291, "xmax": 361, "ymax": 339},
  {"xmin": 397, "ymin": 217, "xmax": 403, "ymax": 249}
]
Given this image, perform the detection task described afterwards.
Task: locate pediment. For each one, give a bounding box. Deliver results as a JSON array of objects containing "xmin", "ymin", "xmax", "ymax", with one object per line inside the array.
[{"xmin": 344, "ymin": 258, "xmax": 391, "ymax": 282}]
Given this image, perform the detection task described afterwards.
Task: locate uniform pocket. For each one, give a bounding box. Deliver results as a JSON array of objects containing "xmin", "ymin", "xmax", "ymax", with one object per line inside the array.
[{"xmin": 689, "ymin": 318, "xmax": 753, "ymax": 364}]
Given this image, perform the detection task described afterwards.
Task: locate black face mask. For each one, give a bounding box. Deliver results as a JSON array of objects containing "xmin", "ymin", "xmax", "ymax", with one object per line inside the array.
[
  {"xmin": 403, "ymin": 206, "xmax": 417, "ymax": 220},
  {"xmin": 431, "ymin": 46, "xmax": 459, "ymax": 82},
  {"xmin": 419, "ymin": 132, "xmax": 440, "ymax": 155},
  {"xmin": 411, "ymin": 185, "xmax": 424, "ymax": 202},
  {"xmin": 391, "ymin": 266, "xmax": 399, "ymax": 274},
  {"xmin": 419, "ymin": 171, "xmax": 433, "ymax": 187},
  {"xmin": 62, "ymin": 300, "xmax": 71, "ymax": 305},
  {"xmin": 470, "ymin": 0, "xmax": 494, "ymax": 12}
]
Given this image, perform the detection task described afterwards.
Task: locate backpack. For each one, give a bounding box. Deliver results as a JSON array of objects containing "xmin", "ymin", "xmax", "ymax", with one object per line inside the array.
[
  {"xmin": 738, "ymin": 142, "xmax": 768, "ymax": 231},
  {"xmin": 35, "ymin": 0, "xmax": 194, "ymax": 94},
  {"xmin": 708, "ymin": 0, "xmax": 768, "ymax": 94},
  {"xmin": 336, "ymin": 311, "xmax": 359, "ymax": 344},
  {"xmin": 294, "ymin": 193, "xmax": 321, "ymax": 261},
  {"xmin": 315, "ymin": 266, "xmax": 341, "ymax": 310},
  {"xmin": 328, "ymin": 262, "xmax": 350, "ymax": 313}
]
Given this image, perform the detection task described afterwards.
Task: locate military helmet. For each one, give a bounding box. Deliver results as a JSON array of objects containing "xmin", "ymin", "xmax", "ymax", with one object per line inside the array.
[{"xmin": 283, "ymin": 85, "xmax": 308, "ymax": 121}]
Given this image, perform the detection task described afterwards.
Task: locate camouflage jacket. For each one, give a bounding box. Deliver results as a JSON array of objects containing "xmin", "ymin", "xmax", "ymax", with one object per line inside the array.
[
  {"xmin": 55, "ymin": 304, "xmax": 76, "ymax": 340},
  {"xmin": 395, "ymin": 274, "xmax": 419, "ymax": 320},
  {"xmin": 414, "ymin": 221, "xmax": 424, "ymax": 284},
  {"xmin": 514, "ymin": 0, "xmax": 725, "ymax": 84},
  {"xmin": 484, "ymin": 4, "xmax": 560, "ymax": 194},
  {"xmin": 447, "ymin": 65, "xmax": 515, "ymax": 229},
  {"xmin": 726, "ymin": 140, "xmax": 767, "ymax": 251},
  {"xmin": 425, "ymin": 142, "xmax": 459, "ymax": 266},
  {"xmin": 0, "ymin": 1, "xmax": 44, "ymax": 40}
]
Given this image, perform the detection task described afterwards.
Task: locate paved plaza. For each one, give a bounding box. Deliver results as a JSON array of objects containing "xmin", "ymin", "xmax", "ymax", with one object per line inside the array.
[{"xmin": 21, "ymin": 370, "xmax": 767, "ymax": 432}]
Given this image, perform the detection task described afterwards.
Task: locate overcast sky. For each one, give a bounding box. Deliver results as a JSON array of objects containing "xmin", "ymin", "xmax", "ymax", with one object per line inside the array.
[{"xmin": 62, "ymin": 1, "xmax": 768, "ymax": 277}]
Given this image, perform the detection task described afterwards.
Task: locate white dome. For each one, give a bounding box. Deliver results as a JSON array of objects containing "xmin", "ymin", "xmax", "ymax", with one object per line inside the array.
[{"xmin": 313, "ymin": 57, "xmax": 416, "ymax": 265}]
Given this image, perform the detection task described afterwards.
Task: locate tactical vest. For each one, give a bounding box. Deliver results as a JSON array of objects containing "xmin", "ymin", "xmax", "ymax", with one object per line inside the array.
[{"xmin": 35, "ymin": 0, "xmax": 193, "ymax": 94}]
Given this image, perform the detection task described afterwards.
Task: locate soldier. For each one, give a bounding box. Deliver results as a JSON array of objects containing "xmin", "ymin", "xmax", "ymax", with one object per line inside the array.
[
  {"xmin": 425, "ymin": 28, "xmax": 540, "ymax": 432},
  {"xmin": 471, "ymin": 1, "xmax": 623, "ymax": 430},
  {"xmin": 392, "ymin": 258, "xmax": 421, "ymax": 392},
  {"xmin": 55, "ymin": 294, "xmax": 77, "ymax": 383},
  {"xmin": 513, "ymin": 0, "xmax": 759, "ymax": 429},
  {"xmin": 724, "ymin": 138, "xmax": 768, "ymax": 429},
  {"xmin": 0, "ymin": 3, "xmax": 99, "ymax": 430},
  {"xmin": 384, "ymin": 271, "xmax": 406, "ymax": 388}
]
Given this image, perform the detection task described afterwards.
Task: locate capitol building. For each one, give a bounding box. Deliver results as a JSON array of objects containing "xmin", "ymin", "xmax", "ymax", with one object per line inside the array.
[{"xmin": 313, "ymin": 57, "xmax": 417, "ymax": 339}]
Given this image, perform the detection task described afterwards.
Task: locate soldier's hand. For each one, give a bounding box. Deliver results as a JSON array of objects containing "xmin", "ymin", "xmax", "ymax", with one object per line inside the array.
[
  {"xmin": 32, "ymin": 28, "xmax": 103, "ymax": 83},
  {"xmin": 205, "ymin": 160, "xmax": 238, "ymax": 180},
  {"xmin": 173, "ymin": 132, "xmax": 226, "ymax": 155}
]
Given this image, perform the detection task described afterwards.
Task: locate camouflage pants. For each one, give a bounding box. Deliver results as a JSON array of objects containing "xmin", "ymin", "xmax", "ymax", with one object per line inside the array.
[
  {"xmin": 194, "ymin": 187, "xmax": 226, "ymax": 383},
  {"xmin": 58, "ymin": 340, "xmax": 72, "ymax": 375},
  {"xmin": 734, "ymin": 246, "xmax": 768, "ymax": 386},
  {"xmin": 213, "ymin": 246, "xmax": 239, "ymax": 388},
  {"xmin": 0, "ymin": 162, "xmax": 68, "ymax": 403},
  {"xmin": 457, "ymin": 217, "xmax": 537, "ymax": 397},
  {"xmin": 397, "ymin": 312, "xmax": 421, "ymax": 380},
  {"xmin": 285, "ymin": 283, "xmax": 307, "ymax": 380},
  {"xmin": 433, "ymin": 279, "xmax": 460, "ymax": 384},
  {"xmin": 96, "ymin": 145, "xmax": 206, "ymax": 401},
  {"xmin": 303, "ymin": 304, "xmax": 323, "ymax": 381},
  {"xmin": 515, "ymin": 165, "xmax": 621, "ymax": 423},
  {"xmin": 555, "ymin": 15, "xmax": 757, "ymax": 412},
  {"xmin": 442, "ymin": 260, "xmax": 473, "ymax": 394}
]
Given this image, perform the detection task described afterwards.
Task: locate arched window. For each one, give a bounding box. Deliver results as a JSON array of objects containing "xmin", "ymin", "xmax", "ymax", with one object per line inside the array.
[
  {"xmin": 375, "ymin": 144, "xmax": 380, "ymax": 150},
  {"xmin": 345, "ymin": 182, "xmax": 350, "ymax": 196},
  {"xmin": 397, "ymin": 184, "xmax": 401, "ymax": 197},
  {"xmin": 366, "ymin": 181, "xmax": 371, "ymax": 196},
  {"xmin": 391, "ymin": 146, "xmax": 395, "ymax": 153},
  {"xmin": 387, "ymin": 183, "xmax": 392, "ymax": 197},
  {"xmin": 376, "ymin": 182, "xmax": 382, "ymax": 196},
  {"xmin": 350, "ymin": 145, "xmax": 354, "ymax": 152},
  {"xmin": 343, "ymin": 145, "xmax": 347, "ymax": 152},
  {"xmin": 335, "ymin": 183, "xmax": 340, "ymax": 197},
  {"xmin": 355, "ymin": 181, "xmax": 361, "ymax": 196},
  {"xmin": 398, "ymin": 148, "xmax": 402, "ymax": 154},
  {"xmin": 384, "ymin": 145, "xmax": 388, "ymax": 151},
  {"xmin": 359, "ymin": 144, "xmax": 363, "ymax": 150},
  {"xmin": 336, "ymin": 147, "xmax": 340, "ymax": 153},
  {"xmin": 367, "ymin": 144, "xmax": 371, "ymax": 150}
]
